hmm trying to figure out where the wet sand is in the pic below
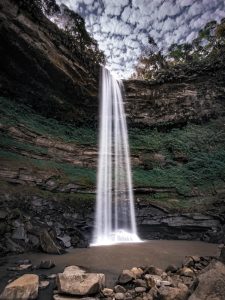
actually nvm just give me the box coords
[0,240,219,293]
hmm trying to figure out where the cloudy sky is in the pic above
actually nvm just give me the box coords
[56,0,225,78]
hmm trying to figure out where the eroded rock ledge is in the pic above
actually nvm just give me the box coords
[0,194,224,256]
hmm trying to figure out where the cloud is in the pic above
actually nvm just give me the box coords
[56,0,225,78]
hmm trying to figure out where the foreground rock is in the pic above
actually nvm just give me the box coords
[189,260,225,300]
[157,284,189,300]
[1,255,224,300]
[111,255,220,300]
[0,274,39,300]
[57,266,105,296]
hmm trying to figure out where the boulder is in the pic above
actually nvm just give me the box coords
[63,265,86,276]
[57,265,105,296]
[157,283,189,300]
[0,274,39,300]
[118,269,135,284]
[188,260,225,300]
[39,230,63,254]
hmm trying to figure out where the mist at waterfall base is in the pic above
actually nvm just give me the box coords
[92,67,141,246]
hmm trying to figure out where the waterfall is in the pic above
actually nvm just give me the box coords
[92,67,140,245]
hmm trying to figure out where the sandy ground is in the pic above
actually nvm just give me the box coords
[0,240,219,299]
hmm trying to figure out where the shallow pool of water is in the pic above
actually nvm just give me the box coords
[0,240,219,289]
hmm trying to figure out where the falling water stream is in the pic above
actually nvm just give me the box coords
[92,67,140,245]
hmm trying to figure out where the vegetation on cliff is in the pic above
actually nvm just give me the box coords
[133,18,225,80]
[0,1,225,213]
[15,0,106,65]
[1,96,225,211]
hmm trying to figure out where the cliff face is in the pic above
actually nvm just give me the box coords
[1,1,225,128]
[0,0,99,123]
[124,63,225,127]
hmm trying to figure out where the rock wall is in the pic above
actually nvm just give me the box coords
[1,193,224,256]
[1,1,225,128]
[124,65,225,127]
[0,0,99,124]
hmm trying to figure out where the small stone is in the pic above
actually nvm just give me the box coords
[160,281,172,287]
[165,265,178,273]
[7,264,32,271]
[53,295,97,300]
[0,210,8,219]
[47,274,57,279]
[145,274,162,288]
[102,288,114,297]
[125,292,133,300]
[28,234,40,247]
[118,270,135,284]
[219,246,225,263]
[114,285,126,293]
[183,256,194,268]
[57,235,71,248]
[193,263,202,270]
[39,260,55,269]
[179,267,194,277]
[0,274,39,300]
[161,272,168,280]
[148,286,158,298]
[147,266,164,276]
[134,279,147,288]
[39,280,49,289]
[135,287,146,293]
[191,256,201,263]
[16,259,31,265]
[12,226,27,241]
[180,276,193,287]
[115,292,125,299]
[131,267,144,278]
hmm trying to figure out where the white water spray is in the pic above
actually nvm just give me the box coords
[92,67,140,246]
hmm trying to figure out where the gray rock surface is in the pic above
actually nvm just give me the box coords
[188,260,225,300]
